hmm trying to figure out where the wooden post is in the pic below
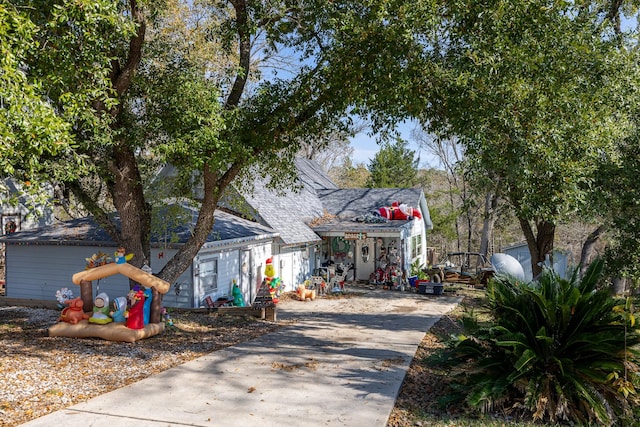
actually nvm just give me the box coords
[150,287,162,324]
[265,306,277,322]
[80,280,93,313]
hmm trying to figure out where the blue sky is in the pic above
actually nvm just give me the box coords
[349,120,439,168]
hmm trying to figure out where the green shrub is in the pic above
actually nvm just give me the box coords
[440,258,640,426]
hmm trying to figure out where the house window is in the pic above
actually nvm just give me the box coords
[411,235,422,259]
[200,258,218,294]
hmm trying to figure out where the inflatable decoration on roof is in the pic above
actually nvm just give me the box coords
[377,201,422,220]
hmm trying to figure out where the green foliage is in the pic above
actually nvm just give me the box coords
[329,158,370,188]
[366,138,418,188]
[4,0,434,283]
[416,0,640,274]
[2,0,138,182]
[410,258,428,280]
[0,3,73,177]
[440,259,640,426]
[600,129,640,285]
[424,203,460,244]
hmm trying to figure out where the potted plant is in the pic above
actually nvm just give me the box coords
[410,259,429,289]
[410,259,445,295]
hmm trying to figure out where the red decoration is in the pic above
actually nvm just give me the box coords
[126,290,145,330]
[377,201,422,220]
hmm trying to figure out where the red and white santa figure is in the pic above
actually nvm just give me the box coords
[378,201,422,220]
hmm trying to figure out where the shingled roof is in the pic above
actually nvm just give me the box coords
[310,188,433,234]
[295,158,339,191]
[317,188,425,218]
[0,209,278,248]
[238,158,432,243]
[5,159,431,249]
[238,159,326,247]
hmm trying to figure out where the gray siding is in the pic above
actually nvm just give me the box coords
[5,245,193,308]
[52,242,272,308]
[149,248,194,309]
[4,242,278,309]
[5,245,131,301]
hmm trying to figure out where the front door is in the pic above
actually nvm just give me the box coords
[355,238,375,281]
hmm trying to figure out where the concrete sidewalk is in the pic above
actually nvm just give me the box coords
[20,286,460,427]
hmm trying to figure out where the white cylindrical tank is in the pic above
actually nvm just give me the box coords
[491,253,526,281]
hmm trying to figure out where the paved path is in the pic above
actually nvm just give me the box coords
[20,286,460,427]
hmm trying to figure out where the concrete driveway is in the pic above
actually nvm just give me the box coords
[20,285,460,427]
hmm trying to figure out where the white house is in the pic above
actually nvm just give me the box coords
[225,159,433,288]
[1,159,434,307]
[0,210,278,309]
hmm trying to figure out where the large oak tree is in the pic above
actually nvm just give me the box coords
[3,0,432,318]
[414,1,640,276]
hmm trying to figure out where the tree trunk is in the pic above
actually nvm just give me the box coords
[613,277,627,295]
[466,210,473,252]
[579,225,607,277]
[110,143,151,269]
[447,179,461,252]
[479,192,499,256]
[520,217,555,278]
[157,163,242,284]
[606,0,624,35]
[99,0,150,269]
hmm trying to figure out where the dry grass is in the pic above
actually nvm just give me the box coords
[0,287,364,426]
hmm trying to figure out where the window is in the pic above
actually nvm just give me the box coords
[200,258,218,294]
[411,235,422,259]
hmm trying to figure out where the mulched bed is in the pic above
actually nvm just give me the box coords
[0,306,279,426]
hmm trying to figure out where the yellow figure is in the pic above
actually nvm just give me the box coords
[115,247,134,264]
[264,257,275,278]
[263,257,281,303]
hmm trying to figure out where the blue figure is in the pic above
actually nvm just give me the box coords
[143,287,153,325]
[110,296,128,323]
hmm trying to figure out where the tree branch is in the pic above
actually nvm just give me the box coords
[605,0,623,35]
[226,0,251,108]
[112,0,146,97]
[67,181,121,244]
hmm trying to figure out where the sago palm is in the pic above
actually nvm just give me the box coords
[442,258,640,425]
